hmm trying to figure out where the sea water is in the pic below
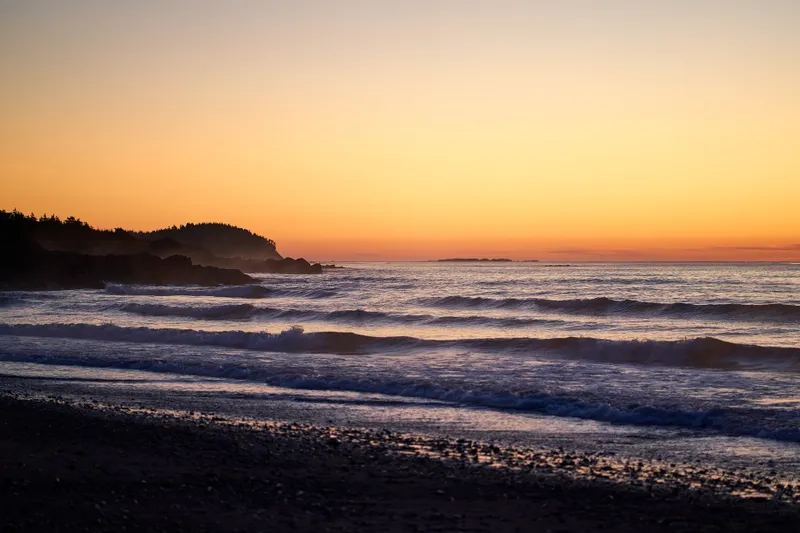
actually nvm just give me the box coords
[1,262,799,471]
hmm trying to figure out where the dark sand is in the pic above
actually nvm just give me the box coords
[1,394,798,532]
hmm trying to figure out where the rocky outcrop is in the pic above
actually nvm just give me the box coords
[258,258,323,274]
[179,255,325,274]
[1,210,329,277]
[0,236,254,290]
[141,232,325,274]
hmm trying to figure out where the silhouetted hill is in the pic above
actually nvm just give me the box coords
[137,223,282,261]
[0,229,253,289]
[0,210,325,282]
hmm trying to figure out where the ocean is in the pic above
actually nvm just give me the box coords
[1,262,799,473]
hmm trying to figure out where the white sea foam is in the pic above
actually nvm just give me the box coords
[1,337,798,442]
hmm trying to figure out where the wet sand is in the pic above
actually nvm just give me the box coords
[1,393,798,532]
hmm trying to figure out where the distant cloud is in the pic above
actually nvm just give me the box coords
[693,244,800,252]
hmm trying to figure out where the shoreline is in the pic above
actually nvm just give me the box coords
[1,392,798,532]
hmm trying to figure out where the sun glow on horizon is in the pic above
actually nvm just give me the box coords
[1,1,799,261]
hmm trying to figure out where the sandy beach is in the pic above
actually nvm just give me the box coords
[2,390,798,533]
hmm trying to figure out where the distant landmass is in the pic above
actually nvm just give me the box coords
[0,210,324,289]
[136,223,281,262]
[437,258,537,262]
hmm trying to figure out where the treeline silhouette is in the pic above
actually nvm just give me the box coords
[1,210,137,247]
[0,210,323,287]
[1,210,280,261]
[138,223,278,261]
[0,210,254,289]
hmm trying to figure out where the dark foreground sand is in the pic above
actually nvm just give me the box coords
[1,395,798,533]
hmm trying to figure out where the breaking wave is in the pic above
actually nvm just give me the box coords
[105,284,271,298]
[117,302,567,327]
[1,322,798,371]
[104,284,336,299]
[120,303,258,320]
[0,336,798,442]
[419,296,800,322]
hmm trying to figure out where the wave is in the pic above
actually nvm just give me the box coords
[1,338,798,442]
[1,322,798,371]
[419,296,800,322]
[283,289,338,299]
[478,277,685,287]
[117,303,387,322]
[120,303,258,319]
[0,291,59,302]
[564,277,686,285]
[105,284,271,298]
[0,323,415,354]
[424,315,567,328]
[104,284,336,299]
[116,302,567,327]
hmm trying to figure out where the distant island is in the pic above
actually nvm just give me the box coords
[436,258,538,262]
[0,210,326,290]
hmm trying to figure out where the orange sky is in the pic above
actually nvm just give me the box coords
[1,1,798,261]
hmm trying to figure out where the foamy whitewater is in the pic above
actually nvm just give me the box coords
[2,262,799,469]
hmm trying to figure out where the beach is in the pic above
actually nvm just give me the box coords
[2,388,799,532]
[2,262,799,531]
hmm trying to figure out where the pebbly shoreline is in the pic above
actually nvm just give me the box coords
[1,392,798,532]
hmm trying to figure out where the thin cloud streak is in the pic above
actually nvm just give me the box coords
[698,244,800,252]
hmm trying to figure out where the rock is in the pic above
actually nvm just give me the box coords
[256,258,323,274]
[182,254,325,275]
[0,238,254,289]
[282,258,322,274]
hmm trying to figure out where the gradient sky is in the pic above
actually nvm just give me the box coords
[1,1,798,261]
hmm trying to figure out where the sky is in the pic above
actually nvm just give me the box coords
[1,0,798,261]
